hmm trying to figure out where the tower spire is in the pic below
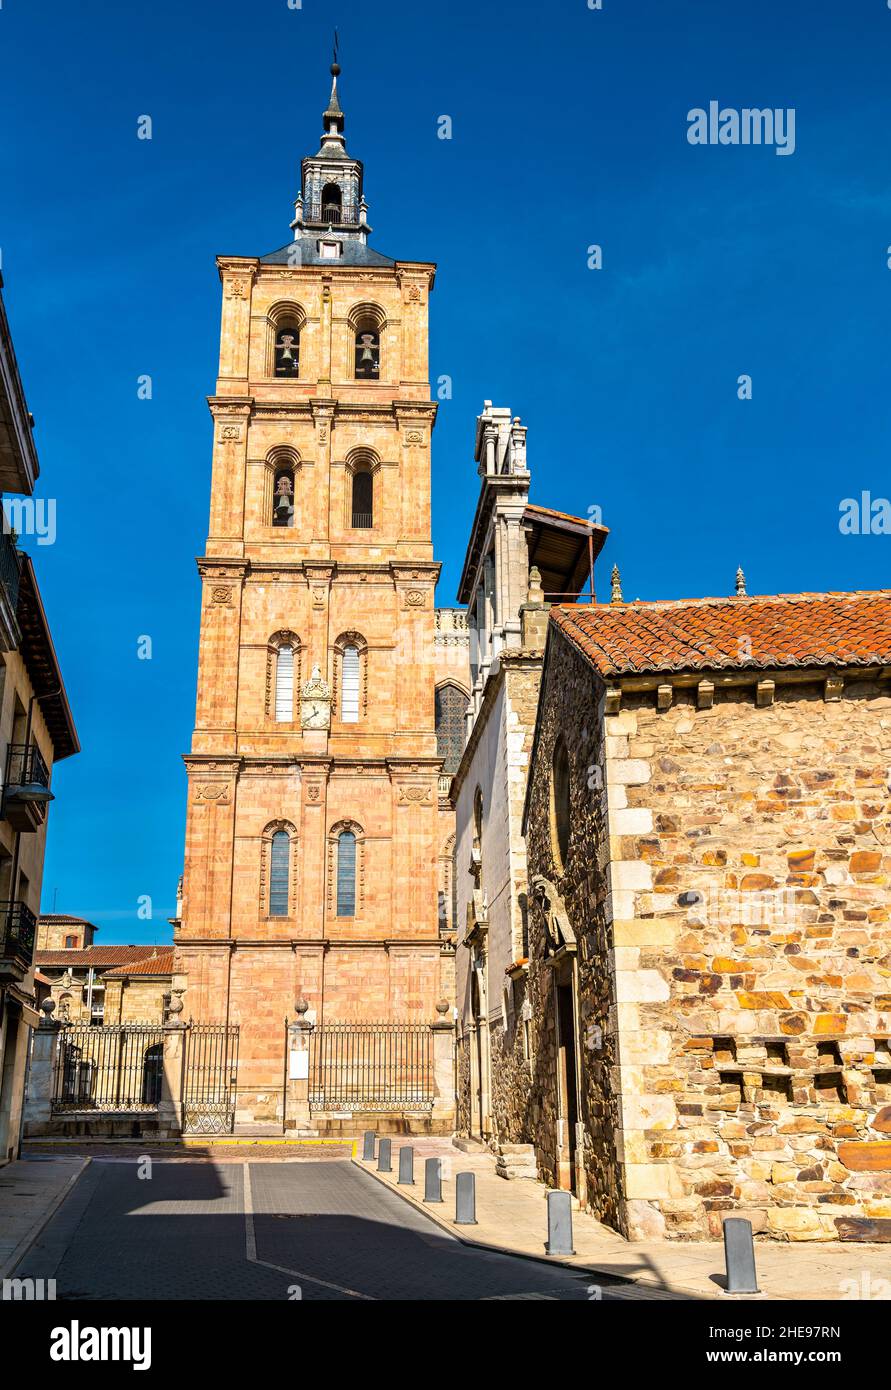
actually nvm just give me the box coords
[293,40,371,245]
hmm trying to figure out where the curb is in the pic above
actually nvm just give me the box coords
[0,1156,91,1281]
[351,1154,656,1292]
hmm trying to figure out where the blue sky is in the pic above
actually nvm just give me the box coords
[1,0,889,942]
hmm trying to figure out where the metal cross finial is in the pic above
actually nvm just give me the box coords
[610,564,623,604]
[332,28,340,72]
[735,566,747,597]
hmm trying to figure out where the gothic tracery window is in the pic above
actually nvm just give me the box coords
[435,683,468,776]
[551,735,571,871]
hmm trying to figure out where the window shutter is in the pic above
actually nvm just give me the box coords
[341,646,360,722]
[275,646,294,722]
[336,831,356,916]
[269,831,290,917]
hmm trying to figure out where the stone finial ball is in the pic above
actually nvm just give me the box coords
[41,998,56,1016]
[331,62,341,77]
[295,997,309,1016]
[435,998,450,1016]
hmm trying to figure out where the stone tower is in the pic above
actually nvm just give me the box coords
[175,62,445,1126]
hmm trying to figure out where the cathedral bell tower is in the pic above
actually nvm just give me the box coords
[174,59,448,1130]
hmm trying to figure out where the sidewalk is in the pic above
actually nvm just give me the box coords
[0,1155,89,1279]
[354,1138,891,1301]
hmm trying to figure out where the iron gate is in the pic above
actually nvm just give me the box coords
[308,1023,433,1111]
[183,1023,239,1134]
[52,1024,165,1113]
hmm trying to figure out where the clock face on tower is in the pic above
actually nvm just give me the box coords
[301,699,330,731]
[300,664,332,730]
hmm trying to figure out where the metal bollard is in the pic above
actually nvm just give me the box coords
[362,1130,375,1161]
[377,1137,392,1173]
[723,1217,760,1295]
[398,1146,414,1185]
[424,1156,443,1203]
[545,1189,575,1255]
[455,1171,477,1225]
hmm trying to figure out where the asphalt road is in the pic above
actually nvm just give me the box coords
[15,1158,659,1302]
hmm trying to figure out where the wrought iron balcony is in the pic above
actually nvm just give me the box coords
[3,742,52,830]
[0,900,37,981]
[351,512,373,529]
[302,201,360,226]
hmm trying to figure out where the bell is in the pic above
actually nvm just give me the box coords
[359,334,376,364]
[274,494,294,522]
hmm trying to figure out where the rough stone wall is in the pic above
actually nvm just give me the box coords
[525,621,891,1242]
[614,678,891,1243]
[523,634,625,1229]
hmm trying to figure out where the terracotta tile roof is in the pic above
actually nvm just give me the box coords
[35,945,173,970]
[101,949,174,979]
[552,590,891,677]
[38,914,98,928]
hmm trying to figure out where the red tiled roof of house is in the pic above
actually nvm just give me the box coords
[35,944,172,970]
[101,949,174,979]
[38,914,98,928]
[552,590,891,677]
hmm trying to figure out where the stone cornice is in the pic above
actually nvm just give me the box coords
[196,557,250,579]
[208,395,254,418]
[182,755,243,773]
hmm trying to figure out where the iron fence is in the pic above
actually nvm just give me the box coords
[309,1022,433,1111]
[183,1023,239,1134]
[52,1024,165,1112]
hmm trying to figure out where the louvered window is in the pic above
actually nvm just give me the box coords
[275,646,294,722]
[269,831,290,917]
[341,646,360,722]
[337,831,356,916]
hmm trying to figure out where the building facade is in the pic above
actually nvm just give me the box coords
[175,65,452,1128]
[451,402,606,1147]
[34,935,172,1026]
[0,282,79,1165]
[521,588,891,1242]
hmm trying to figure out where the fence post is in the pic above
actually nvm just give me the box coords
[430,999,456,1131]
[23,1000,61,1136]
[158,1008,187,1138]
[284,997,316,1135]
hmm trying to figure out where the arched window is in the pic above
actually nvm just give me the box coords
[351,468,373,528]
[321,182,342,223]
[354,325,380,379]
[341,645,360,722]
[272,467,294,527]
[275,645,295,722]
[269,830,290,916]
[274,321,301,378]
[551,736,571,870]
[336,830,357,917]
[435,683,469,775]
